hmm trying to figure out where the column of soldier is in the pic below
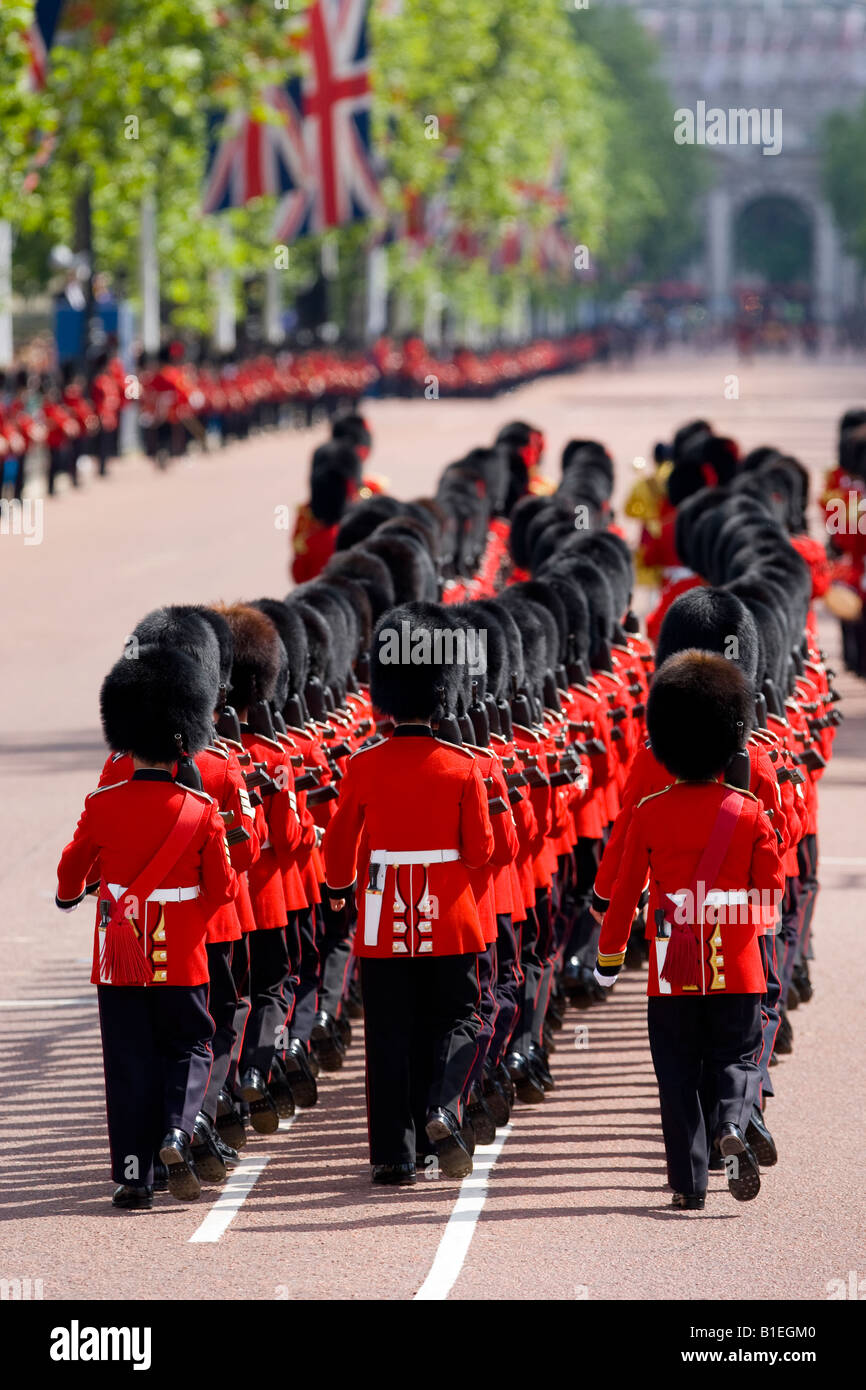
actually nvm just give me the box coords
[56,409,841,1212]
[2,335,597,502]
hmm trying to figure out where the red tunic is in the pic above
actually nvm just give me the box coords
[56,771,238,987]
[322,726,494,958]
[598,781,784,997]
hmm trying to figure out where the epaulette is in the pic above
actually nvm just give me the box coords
[110,752,126,763]
[86,780,127,799]
[205,744,229,760]
[252,733,285,754]
[434,738,475,760]
[348,739,384,761]
[720,783,758,802]
[635,782,676,809]
[181,785,214,804]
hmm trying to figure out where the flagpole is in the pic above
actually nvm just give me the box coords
[0,222,12,365]
[139,193,160,354]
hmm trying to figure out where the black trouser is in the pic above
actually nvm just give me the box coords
[202,940,239,1121]
[796,833,819,964]
[359,953,482,1166]
[239,926,290,1081]
[291,905,321,1045]
[489,913,522,1067]
[226,933,251,1096]
[756,934,781,1102]
[317,896,353,1018]
[463,941,498,1097]
[564,838,601,965]
[647,993,762,1197]
[511,901,542,1057]
[531,887,553,1046]
[97,983,214,1186]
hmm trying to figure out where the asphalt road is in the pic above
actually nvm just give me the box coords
[2,349,864,1300]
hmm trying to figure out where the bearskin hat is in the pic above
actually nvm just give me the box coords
[294,582,357,694]
[458,445,510,517]
[451,600,503,703]
[195,607,235,690]
[537,570,592,666]
[369,601,453,722]
[531,519,582,573]
[100,645,214,763]
[323,574,373,653]
[216,603,282,710]
[497,592,548,709]
[568,533,633,621]
[724,583,788,693]
[286,599,331,684]
[374,513,439,562]
[249,598,307,704]
[508,580,568,665]
[363,531,438,603]
[131,606,221,708]
[324,547,396,621]
[647,651,753,782]
[656,588,759,684]
[473,599,525,698]
[673,487,724,575]
[331,411,372,457]
[741,445,781,473]
[309,440,362,526]
[548,555,615,667]
[510,495,555,569]
[335,494,403,551]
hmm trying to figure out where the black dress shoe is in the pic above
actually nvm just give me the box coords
[745,1107,778,1167]
[268,1057,296,1119]
[239,1068,280,1134]
[708,1146,725,1172]
[112,1184,153,1210]
[467,1086,496,1145]
[158,1129,201,1203]
[216,1089,247,1150]
[311,1010,345,1072]
[786,980,801,1010]
[191,1113,228,1184]
[152,1160,168,1191]
[460,1115,476,1156]
[542,1022,557,1054]
[346,978,364,1020]
[718,1123,761,1202]
[528,1042,555,1091]
[496,1060,515,1110]
[372,1162,417,1186]
[283,1038,319,1108]
[505,1051,545,1104]
[482,1070,510,1128]
[213,1134,239,1168]
[671,1192,706,1211]
[425,1108,473,1180]
[792,960,813,1003]
[775,1010,794,1055]
[335,1013,352,1049]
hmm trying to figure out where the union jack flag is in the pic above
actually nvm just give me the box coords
[204,0,382,243]
[202,82,313,221]
[25,0,65,91]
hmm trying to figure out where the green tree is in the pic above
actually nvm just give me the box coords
[822,101,866,269]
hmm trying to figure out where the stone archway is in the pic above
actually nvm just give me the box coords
[733,194,813,290]
[706,178,844,323]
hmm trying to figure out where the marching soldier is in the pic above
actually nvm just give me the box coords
[322,602,495,1185]
[56,646,238,1209]
[593,652,784,1211]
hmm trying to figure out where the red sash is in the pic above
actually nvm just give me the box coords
[100,794,210,986]
[660,790,744,991]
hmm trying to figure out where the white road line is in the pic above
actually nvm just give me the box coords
[414,1124,513,1301]
[820,856,866,867]
[0,997,95,1008]
[188,1154,273,1244]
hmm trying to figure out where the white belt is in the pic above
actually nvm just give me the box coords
[107,883,200,904]
[369,849,459,866]
[260,839,272,851]
[667,889,749,911]
[363,850,458,948]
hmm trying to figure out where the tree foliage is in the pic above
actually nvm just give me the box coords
[3,0,707,338]
[822,100,866,270]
